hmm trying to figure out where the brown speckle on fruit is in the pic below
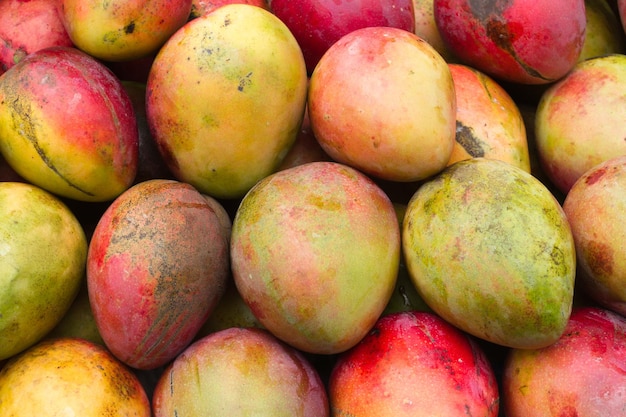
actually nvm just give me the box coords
[456,121,486,157]
[238,72,253,92]
[124,22,136,34]
[586,240,614,277]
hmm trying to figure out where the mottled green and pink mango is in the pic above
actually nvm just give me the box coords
[231,161,400,355]
[563,155,626,316]
[535,54,626,194]
[403,158,576,349]
[0,182,87,361]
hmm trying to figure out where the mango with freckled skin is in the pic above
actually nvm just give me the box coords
[535,54,626,194]
[0,182,87,361]
[60,0,192,62]
[402,158,576,349]
[0,337,150,416]
[146,4,308,199]
[87,179,230,370]
[0,46,138,202]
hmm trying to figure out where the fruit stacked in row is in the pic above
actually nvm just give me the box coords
[0,0,625,416]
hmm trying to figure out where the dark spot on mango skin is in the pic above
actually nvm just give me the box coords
[456,121,486,157]
[466,0,550,81]
[238,72,253,92]
[586,240,614,278]
[124,22,135,34]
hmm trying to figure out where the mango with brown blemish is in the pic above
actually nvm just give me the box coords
[563,155,626,316]
[146,4,308,199]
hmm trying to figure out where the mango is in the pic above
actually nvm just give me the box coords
[402,158,576,349]
[146,4,308,199]
[231,161,400,354]
[0,182,87,360]
[0,337,150,416]
[87,179,230,369]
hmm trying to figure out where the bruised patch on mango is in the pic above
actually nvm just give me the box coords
[455,121,486,157]
[586,240,614,278]
[466,0,549,81]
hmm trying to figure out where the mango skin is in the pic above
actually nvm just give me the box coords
[535,54,626,194]
[60,0,192,62]
[0,337,150,416]
[330,311,499,416]
[434,0,586,84]
[0,182,87,361]
[0,0,73,73]
[231,161,400,355]
[578,0,626,62]
[0,46,138,202]
[153,327,329,417]
[563,155,626,316]
[447,63,530,172]
[308,26,456,183]
[87,179,230,370]
[503,307,626,416]
[146,4,308,199]
[402,158,576,349]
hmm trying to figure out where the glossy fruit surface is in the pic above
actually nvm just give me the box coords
[0,0,73,73]
[503,307,626,416]
[0,46,138,202]
[60,0,192,61]
[270,0,415,74]
[563,155,626,316]
[447,63,530,171]
[146,4,308,199]
[330,311,499,416]
[535,54,626,194]
[309,26,456,183]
